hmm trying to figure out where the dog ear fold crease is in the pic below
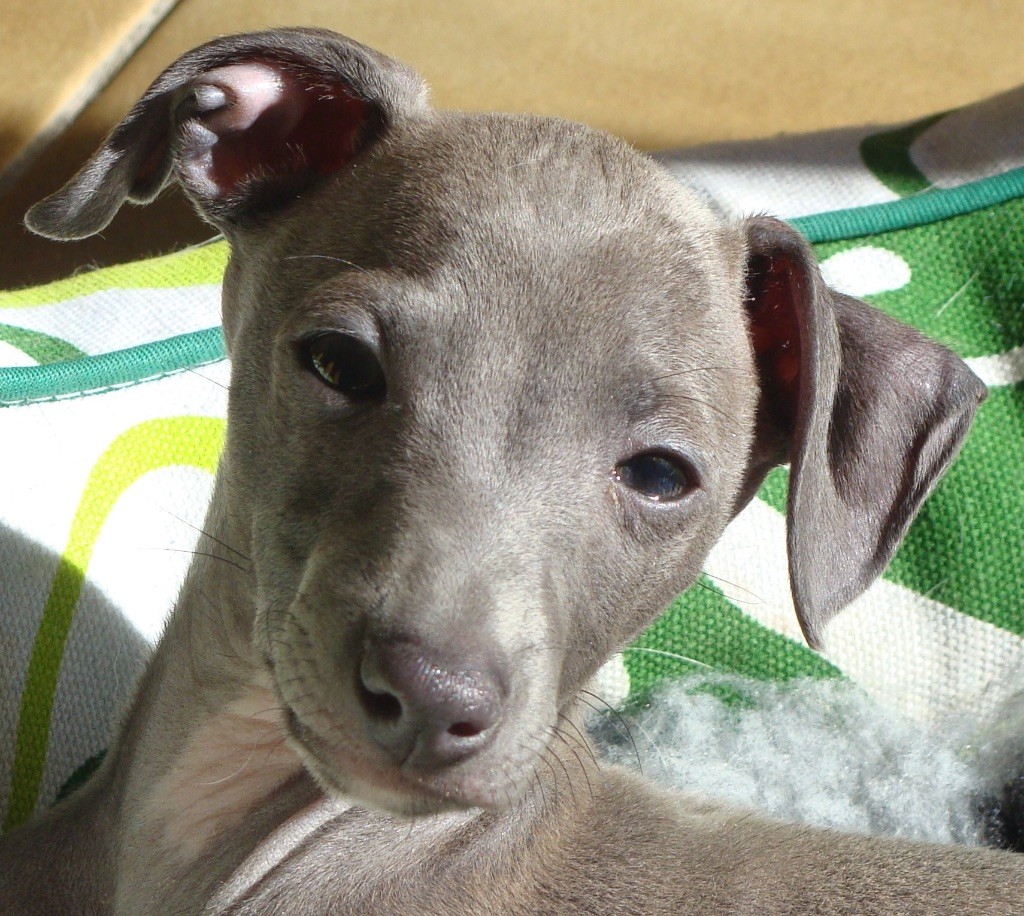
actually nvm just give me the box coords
[742,217,986,650]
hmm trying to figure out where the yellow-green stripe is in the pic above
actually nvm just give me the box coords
[4,416,226,828]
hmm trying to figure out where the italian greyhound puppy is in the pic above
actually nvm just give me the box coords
[2,27,1020,915]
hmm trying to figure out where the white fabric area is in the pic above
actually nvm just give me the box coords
[0,341,36,367]
[0,362,228,822]
[659,89,1024,222]
[656,125,899,220]
[0,285,221,356]
[708,499,1024,728]
[818,246,912,297]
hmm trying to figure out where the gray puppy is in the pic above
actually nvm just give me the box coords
[2,28,1020,915]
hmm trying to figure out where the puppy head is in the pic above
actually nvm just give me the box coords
[28,29,985,815]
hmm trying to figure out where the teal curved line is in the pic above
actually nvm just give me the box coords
[0,327,226,406]
[792,165,1024,245]
[0,323,84,365]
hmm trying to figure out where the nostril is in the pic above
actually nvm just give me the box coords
[448,720,483,739]
[359,638,505,767]
[358,679,402,723]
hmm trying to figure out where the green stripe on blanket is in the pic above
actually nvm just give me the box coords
[0,241,229,309]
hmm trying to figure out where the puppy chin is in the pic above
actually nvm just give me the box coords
[283,707,535,817]
[296,747,517,817]
[298,750,455,817]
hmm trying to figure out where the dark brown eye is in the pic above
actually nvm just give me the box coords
[302,332,385,399]
[614,451,696,502]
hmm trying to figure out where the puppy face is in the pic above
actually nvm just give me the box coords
[223,115,757,812]
[29,28,981,818]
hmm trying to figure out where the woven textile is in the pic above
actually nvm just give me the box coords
[2,91,1022,830]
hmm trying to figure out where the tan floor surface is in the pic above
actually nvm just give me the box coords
[3,0,1024,288]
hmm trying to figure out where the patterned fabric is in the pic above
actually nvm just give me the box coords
[618,94,1024,725]
[2,90,1023,831]
[1,246,229,829]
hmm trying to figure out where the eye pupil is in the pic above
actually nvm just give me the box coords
[304,333,385,398]
[615,453,693,502]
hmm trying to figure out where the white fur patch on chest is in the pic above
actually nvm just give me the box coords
[144,686,305,863]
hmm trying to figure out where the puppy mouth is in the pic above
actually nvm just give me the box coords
[279,699,539,815]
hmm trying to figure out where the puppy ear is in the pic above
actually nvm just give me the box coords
[25,28,428,240]
[741,216,986,649]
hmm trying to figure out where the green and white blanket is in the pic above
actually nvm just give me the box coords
[2,87,1023,831]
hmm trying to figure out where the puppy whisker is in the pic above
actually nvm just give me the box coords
[622,646,713,669]
[579,688,642,774]
[157,506,251,561]
[139,546,250,574]
[283,253,369,274]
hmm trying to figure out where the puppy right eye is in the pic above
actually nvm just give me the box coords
[300,332,386,399]
[614,451,697,503]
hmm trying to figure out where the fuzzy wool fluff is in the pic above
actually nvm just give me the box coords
[591,674,1024,846]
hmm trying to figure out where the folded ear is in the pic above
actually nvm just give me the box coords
[25,28,428,240]
[742,217,987,649]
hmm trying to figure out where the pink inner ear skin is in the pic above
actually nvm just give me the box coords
[201,63,299,133]
[189,61,375,200]
[747,253,803,435]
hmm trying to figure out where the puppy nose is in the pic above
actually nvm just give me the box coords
[357,639,504,769]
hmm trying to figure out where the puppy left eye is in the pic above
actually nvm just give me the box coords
[614,451,697,502]
[301,332,386,399]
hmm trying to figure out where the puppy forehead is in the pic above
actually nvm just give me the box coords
[299,111,745,349]
[377,112,732,265]
[274,111,751,422]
